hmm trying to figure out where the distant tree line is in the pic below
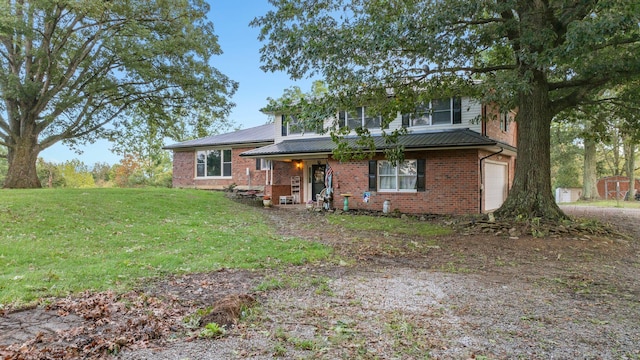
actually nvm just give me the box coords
[0,153,172,189]
[551,91,640,201]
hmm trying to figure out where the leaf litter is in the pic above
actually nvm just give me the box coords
[1,205,639,359]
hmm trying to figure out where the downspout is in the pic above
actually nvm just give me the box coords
[481,104,487,136]
[479,147,504,213]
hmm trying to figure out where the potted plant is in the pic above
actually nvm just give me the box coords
[262,195,272,207]
[306,199,314,209]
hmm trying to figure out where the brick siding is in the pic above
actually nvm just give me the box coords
[328,149,513,215]
[171,147,270,190]
[266,161,305,202]
[484,104,517,147]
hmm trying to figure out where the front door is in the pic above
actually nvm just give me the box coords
[311,164,326,201]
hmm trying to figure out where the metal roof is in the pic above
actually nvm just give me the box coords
[240,129,515,157]
[163,124,275,150]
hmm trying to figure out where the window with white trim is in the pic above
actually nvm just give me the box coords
[339,106,382,129]
[259,159,272,170]
[378,160,418,192]
[402,97,462,127]
[281,115,322,136]
[196,149,232,177]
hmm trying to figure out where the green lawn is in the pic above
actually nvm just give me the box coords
[327,213,452,237]
[561,199,640,209]
[0,188,331,307]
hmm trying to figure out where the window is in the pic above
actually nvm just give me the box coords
[378,160,418,191]
[402,97,462,127]
[258,158,272,170]
[281,115,322,136]
[403,104,430,126]
[196,149,232,177]
[500,112,510,131]
[339,106,382,130]
[369,159,426,192]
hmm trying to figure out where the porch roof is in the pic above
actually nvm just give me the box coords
[240,128,515,158]
[163,124,274,150]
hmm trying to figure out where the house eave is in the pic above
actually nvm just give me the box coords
[165,141,274,151]
[241,144,516,160]
[239,128,516,160]
[240,151,334,160]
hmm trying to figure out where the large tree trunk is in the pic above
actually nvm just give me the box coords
[495,76,566,220]
[581,137,600,200]
[624,140,636,201]
[3,139,42,189]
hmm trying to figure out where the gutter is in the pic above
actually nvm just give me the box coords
[479,147,504,213]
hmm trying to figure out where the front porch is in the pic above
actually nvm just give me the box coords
[260,158,332,206]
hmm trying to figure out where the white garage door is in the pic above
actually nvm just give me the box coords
[484,162,508,211]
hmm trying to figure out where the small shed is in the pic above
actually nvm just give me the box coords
[555,187,582,203]
[596,176,640,200]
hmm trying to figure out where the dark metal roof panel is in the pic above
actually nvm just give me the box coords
[164,124,275,150]
[241,129,512,157]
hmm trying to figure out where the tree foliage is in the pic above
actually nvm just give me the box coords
[550,122,582,189]
[59,159,95,188]
[0,0,237,188]
[36,158,65,188]
[91,162,112,186]
[252,0,640,220]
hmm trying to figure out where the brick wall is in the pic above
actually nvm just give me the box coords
[171,147,270,190]
[484,104,518,147]
[171,151,196,188]
[329,149,486,215]
[269,161,304,201]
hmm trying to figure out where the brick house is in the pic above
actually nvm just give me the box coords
[165,124,275,191]
[165,97,517,214]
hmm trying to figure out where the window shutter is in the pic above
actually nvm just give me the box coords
[368,160,377,191]
[256,159,261,170]
[416,159,426,191]
[281,115,288,136]
[453,97,462,124]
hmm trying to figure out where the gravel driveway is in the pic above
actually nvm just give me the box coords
[119,206,640,359]
[2,205,639,359]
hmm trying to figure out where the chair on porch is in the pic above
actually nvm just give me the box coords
[316,188,327,208]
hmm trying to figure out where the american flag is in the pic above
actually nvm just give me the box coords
[325,163,333,188]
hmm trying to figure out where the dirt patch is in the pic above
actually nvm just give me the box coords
[1,206,639,359]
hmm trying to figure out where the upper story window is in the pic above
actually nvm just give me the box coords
[500,112,510,132]
[281,115,321,136]
[196,149,232,178]
[338,106,382,130]
[402,97,462,127]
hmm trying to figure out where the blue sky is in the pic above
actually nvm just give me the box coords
[41,1,314,165]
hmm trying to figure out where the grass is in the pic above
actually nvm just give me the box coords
[0,188,331,307]
[326,214,451,237]
[563,199,640,209]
